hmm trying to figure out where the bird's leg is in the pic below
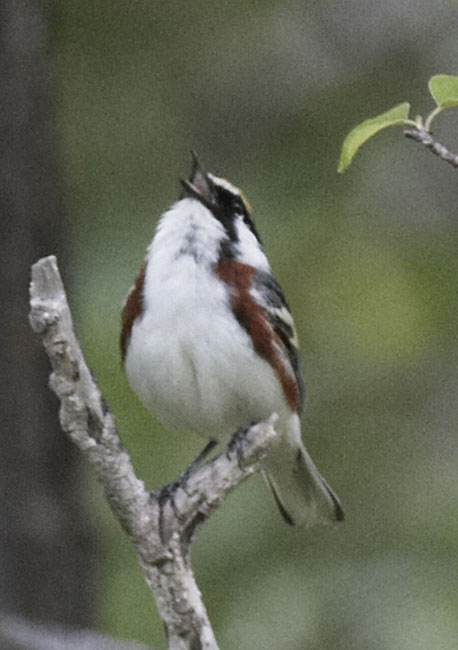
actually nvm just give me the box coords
[226,425,250,469]
[156,440,217,542]
[180,439,218,484]
[158,439,218,507]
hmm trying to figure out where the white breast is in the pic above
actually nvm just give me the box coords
[124,199,290,440]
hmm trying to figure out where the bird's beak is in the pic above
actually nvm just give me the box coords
[180,151,216,210]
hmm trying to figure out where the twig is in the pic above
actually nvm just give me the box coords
[404,127,458,168]
[28,255,278,650]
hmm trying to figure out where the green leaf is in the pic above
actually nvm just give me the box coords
[429,74,458,108]
[338,102,411,173]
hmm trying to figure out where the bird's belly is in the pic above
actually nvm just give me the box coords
[124,269,290,440]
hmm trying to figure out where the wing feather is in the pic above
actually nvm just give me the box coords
[251,271,305,412]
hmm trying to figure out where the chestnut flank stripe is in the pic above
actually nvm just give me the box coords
[120,262,146,361]
[216,259,299,412]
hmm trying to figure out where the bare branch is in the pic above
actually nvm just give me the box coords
[404,127,458,168]
[29,255,278,650]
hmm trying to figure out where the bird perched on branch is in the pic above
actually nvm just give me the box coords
[121,153,343,527]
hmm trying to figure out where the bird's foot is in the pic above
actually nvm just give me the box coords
[156,439,218,511]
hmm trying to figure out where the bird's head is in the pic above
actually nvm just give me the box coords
[180,152,261,246]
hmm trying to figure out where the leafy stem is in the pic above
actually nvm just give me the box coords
[338,74,458,173]
[424,105,443,132]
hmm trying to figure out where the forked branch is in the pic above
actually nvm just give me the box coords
[28,255,278,650]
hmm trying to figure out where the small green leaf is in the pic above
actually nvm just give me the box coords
[338,102,411,173]
[429,74,458,108]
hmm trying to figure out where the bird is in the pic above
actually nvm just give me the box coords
[120,153,344,527]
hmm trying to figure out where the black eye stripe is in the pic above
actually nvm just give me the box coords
[233,196,246,214]
[216,187,245,212]
[209,183,262,244]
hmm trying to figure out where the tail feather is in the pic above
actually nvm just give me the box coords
[262,415,344,527]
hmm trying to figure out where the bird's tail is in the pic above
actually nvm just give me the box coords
[262,415,344,527]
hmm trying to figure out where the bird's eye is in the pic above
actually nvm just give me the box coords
[233,197,246,215]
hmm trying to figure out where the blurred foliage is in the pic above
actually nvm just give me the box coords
[48,1,458,648]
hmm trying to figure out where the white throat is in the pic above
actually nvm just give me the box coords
[147,196,270,273]
[149,198,226,270]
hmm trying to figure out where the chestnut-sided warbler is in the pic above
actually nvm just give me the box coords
[121,154,343,527]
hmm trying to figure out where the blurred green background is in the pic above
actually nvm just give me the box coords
[48,1,458,648]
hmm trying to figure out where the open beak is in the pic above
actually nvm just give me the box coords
[180,151,216,210]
